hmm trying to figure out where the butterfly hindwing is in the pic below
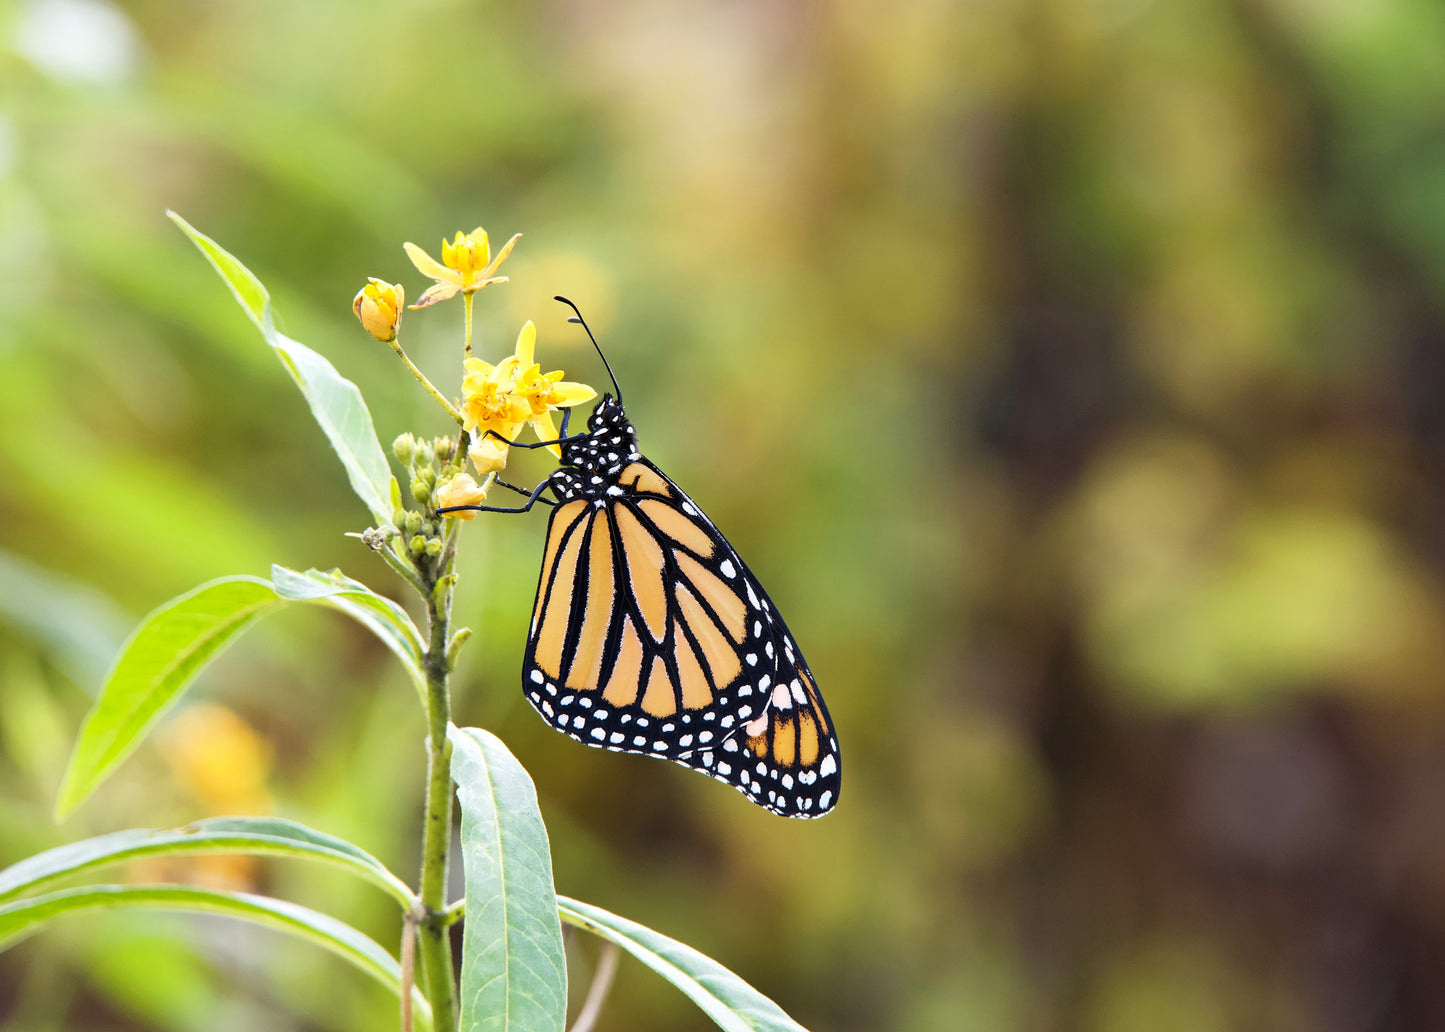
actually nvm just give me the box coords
[522,458,840,817]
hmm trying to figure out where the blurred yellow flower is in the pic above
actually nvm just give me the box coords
[159,702,273,815]
[352,278,405,342]
[404,227,521,309]
[436,472,489,518]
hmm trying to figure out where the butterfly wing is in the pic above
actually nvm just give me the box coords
[522,459,840,818]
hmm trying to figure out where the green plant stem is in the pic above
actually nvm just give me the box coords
[416,562,457,1031]
[390,338,464,425]
[463,292,474,356]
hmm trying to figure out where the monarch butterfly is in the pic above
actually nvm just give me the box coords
[440,298,839,818]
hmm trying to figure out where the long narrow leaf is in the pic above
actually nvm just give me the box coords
[0,884,430,1028]
[0,817,414,907]
[56,576,283,819]
[449,725,567,1032]
[168,211,394,524]
[271,565,425,702]
[559,896,808,1032]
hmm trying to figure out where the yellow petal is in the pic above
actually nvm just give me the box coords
[530,410,562,458]
[411,281,462,309]
[481,233,522,278]
[403,242,459,284]
[514,320,537,367]
[549,381,598,407]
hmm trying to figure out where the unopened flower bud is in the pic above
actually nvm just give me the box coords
[353,278,405,342]
[409,534,427,555]
[393,433,418,465]
[435,472,489,520]
[468,437,510,477]
[404,510,423,534]
[435,436,456,461]
[425,538,444,557]
[411,479,431,503]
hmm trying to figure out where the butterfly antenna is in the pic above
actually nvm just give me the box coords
[554,295,622,404]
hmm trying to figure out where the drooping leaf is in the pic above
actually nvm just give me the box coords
[56,576,283,819]
[271,564,426,704]
[0,884,431,1028]
[559,896,808,1032]
[58,568,430,818]
[168,211,394,525]
[449,725,567,1032]
[0,817,413,907]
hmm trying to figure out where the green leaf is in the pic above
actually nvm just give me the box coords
[167,210,394,525]
[271,564,426,704]
[0,817,414,908]
[56,576,283,820]
[0,884,431,1028]
[58,565,430,818]
[449,725,567,1032]
[559,896,808,1032]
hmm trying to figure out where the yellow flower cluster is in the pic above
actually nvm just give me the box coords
[461,320,595,462]
[352,224,597,517]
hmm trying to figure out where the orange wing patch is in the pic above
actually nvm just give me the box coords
[565,516,614,691]
[675,552,746,642]
[676,585,742,686]
[614,506,668,641]
[617,463,672,498]
[534,511,589,679]
[637,499,714,557]
[532,501,586,631]
[602,617,645,707]
[640,655,677,717]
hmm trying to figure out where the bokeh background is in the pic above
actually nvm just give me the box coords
[3,0,1445,1028]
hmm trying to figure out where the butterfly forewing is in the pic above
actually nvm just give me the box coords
[522,457,840,817]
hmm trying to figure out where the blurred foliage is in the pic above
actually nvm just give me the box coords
[3,0,1445,1029]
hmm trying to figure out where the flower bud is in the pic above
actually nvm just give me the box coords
[425,538,444,557]
[409,534,427,555]
[435,472,489,520]
[468,437,510,477]
[411,479,431,503]
[435,436,457,461]
[404,510,423,534]
[392,433,418,465]
[353,278,405,342]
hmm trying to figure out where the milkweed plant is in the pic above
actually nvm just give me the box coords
[0,214,812,1032]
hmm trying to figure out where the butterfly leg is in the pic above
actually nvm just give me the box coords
[480,427,585,451]
[495,478,557,506]
[437,472,559,516]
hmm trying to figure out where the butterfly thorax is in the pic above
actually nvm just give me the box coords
[552,394,640,501]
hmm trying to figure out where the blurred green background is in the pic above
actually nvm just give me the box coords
[3,0,1445,1028]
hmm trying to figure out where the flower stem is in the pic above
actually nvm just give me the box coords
[389,339,464,426]
[416,563,458,1031]
[463,292,475,357]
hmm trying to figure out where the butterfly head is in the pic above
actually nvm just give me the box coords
[561,393,639,476]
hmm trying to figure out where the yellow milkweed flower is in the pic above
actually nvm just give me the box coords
[460,354,530,444]
[404,227,521,309]
[489,320,596,456]
[435,472,489,519]
[352,278,405,341]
